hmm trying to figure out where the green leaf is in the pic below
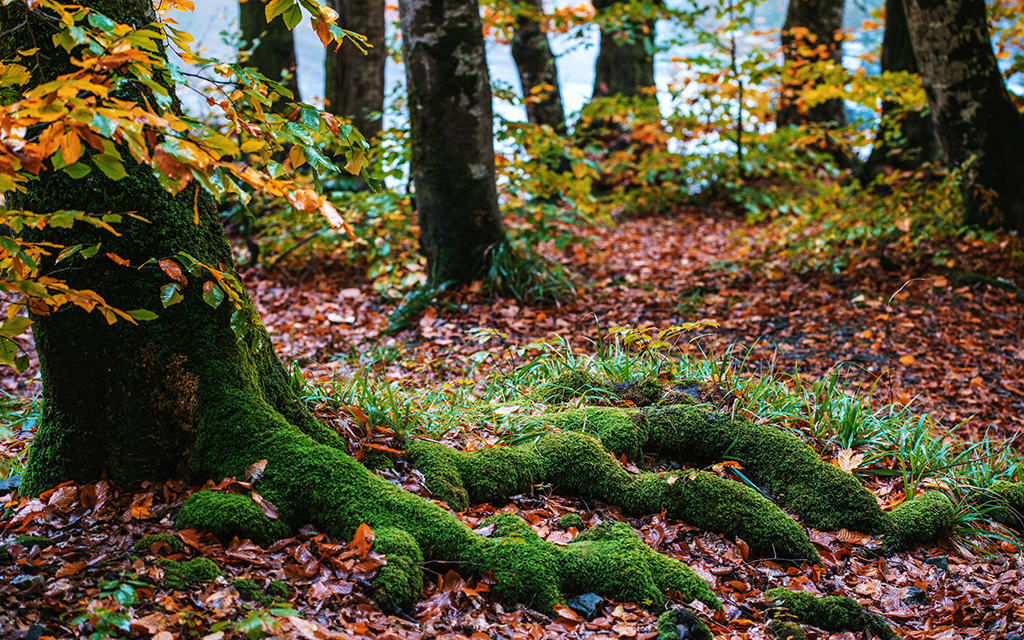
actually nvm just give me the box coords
[56,245,82,263]
[81,243,102,258]
[13,355,29,372]
[202,282,225,308]
[93,154,127,180]
[87,11,115,32]
[160,283,183,307]
[127,309,158,321]
[230,308,250,341]
[0,337,16,365]
[0,316,32,338]
[282,5,302,30]
[265,0,293,22]
[63,162,91,179]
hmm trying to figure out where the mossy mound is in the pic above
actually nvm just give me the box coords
[765,588,897,640]
[266,580,290,599]
[371,527,425,612]
[612,377,665,407]
[176,490,291,547]
[656,607,713,640]
[134,533,182,555]
[539,369,608,404]
[158,557,222,590]
[406,440,542,511]
[360,450,395,471]
[766,619,808,640]
[230,578,271,605]
[990,480,1024,529]
[558,513,585,530]
[885,491,956,550]
[545,407,651,460]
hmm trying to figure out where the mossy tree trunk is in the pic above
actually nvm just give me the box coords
[861,0,940,180]
[510,0,565,131]
[324,0,386,139]
[777,0,846,126]
[239,0,300,102]
[398,0,506,285]
[902,0,1024,231]
[590,0,656,101]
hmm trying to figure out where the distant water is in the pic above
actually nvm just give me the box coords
[171,0,880,126]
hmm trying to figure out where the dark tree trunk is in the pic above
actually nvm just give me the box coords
[778,0,846,126]
[903,0,1024,230]
[510,0,565,131]
[398,0,506,285]
[862,0,940,179]
[240,0,300,102]
[591,0,656,101]
[324,0,387,139]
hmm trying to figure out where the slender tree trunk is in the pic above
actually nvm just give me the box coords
[398,0,506,285]
[902,0,1024,230]
[591,0,656,101]
[510,0,565,131]
[862,0,940,179]
[778,0,846,126]
[324,0,386,139]
[239,0,300,102]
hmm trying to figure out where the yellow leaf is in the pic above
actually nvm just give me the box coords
[899,355,915,365]
[288,145,306,169]
[344,148,365,175]
[318,199,344,229]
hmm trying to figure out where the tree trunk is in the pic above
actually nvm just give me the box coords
[324,0,386,139]
[240,0,300,102]
[861,0,940,179]
[778,0,846,126]
[510,0,565,131]
[591,0,656,101]
[902,0,1024,230]
[398,0,506,285]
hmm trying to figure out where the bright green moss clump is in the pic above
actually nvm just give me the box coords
[230,578,271,605]
[407,440,541,511]
[134,533,182,555]
[158,557,222,590]
[266,580,290,599]
[558,513,584,530]
[176,490,291,547]
[539,369,608,404]
[371,527,425,612]
[990,480,1024,529]
[545,407,650,460]
[12,535,54,549]
[657,608,713,640]
[766,619,808,640]
[885,491,955,550]
[765,588,897,640]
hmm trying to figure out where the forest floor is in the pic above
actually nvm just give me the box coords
[2,207,1023,639]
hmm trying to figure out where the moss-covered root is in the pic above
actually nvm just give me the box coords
[766,619,808,640]
[157,557,222,590]
[410,430,817,561]
[989,480,1024,529]
[545,407,651,460]
[646,405,888,533]
[177,490,291,547]
[539,369,609,404]
[765,588,897,640]
[371,527,425,613]
[657,607,713,640]
[884,491,956,551]
[133,533,182,555]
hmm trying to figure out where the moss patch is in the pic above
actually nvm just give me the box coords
[266,580,290,599]
[885,491,955,550]
[558,513,584,530]
[230,578,271,605]
[656,607,713,640]
[539,369,608,404]
[766,619,808,640]
[158,557,222,590]
[990,480,1024,529]
[134,533,182,555]
[545,407,650,460]
[11,535,54,549]
[176,490,291,547]
[766,588,896,640]
[612,377,665,407]
[371,526,425,612]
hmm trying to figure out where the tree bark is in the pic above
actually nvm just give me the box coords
[324,0,386,139]
[902,0,1024,230]
[862,0,940,179]
[239,0,300,102]
[510,0,565,131]
[778,0,846,126]
[591,0,656,101]
[398,0,506,285]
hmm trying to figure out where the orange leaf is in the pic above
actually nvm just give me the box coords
[899,355,915,365]
[159,259,187,285]
[352,523,374,558]
[106,252,130,266]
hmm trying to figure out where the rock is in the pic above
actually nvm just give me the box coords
[924,556,949,571]
[0,475,21,495]
[904,586,927,606]
[24,624,47,640]
[567,593,605,621]
[9,574,45,590]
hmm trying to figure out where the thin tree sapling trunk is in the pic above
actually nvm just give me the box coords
[510,0,565,131]
[324,0,387,139]
[239,0,300,102]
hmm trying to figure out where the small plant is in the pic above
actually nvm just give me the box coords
[210,603,302,640]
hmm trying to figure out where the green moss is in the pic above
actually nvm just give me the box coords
[884,491,956,550]
[158,557,222,590]
[360,451,395,471]
[647,405,889,533]
[371,527,425,612]
[266,580,290,599]
[766,619,808,640]
[11,535,54,549]
[539,369,608,404]
[613,377,665,407]
[989,480,1024,529]
[558,513,584,530]
[765,589,897,640]
[176,490,291,547]
[230,578,271,605]
[657,608,713,640]
[545,407,650,460]
[134,533,182,555]
[408,439,541,511]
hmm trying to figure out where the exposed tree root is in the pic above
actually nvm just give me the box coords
[765,588,897,640]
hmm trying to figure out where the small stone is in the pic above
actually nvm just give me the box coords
[0,475,21,495]
[925,556,948,571]
[24,623,47,640]
[567,592,605,621]
[10,574,45,590]
[904,586,927,606]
